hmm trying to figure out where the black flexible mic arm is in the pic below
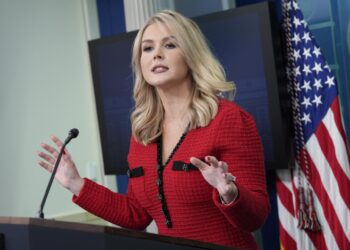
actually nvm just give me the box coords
[38,128,79,219]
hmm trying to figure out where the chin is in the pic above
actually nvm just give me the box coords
[147,79,172,87]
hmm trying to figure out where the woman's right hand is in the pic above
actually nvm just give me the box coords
[37,135,84,196]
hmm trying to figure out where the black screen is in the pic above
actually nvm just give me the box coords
[89,2,292,174]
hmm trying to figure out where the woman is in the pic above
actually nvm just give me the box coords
[38,10,270,250]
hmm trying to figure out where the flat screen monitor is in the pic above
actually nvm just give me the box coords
[89,2,293,174]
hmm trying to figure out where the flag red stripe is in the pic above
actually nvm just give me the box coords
[305,230,328,250]
[279,222,297,250]
[276,174,295,216]
[315,121,350,209]
[299,149,350,249]
[277,170,299,249]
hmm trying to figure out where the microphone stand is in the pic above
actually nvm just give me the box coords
[37,138,71,219]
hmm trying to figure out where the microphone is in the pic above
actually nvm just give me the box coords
[64,128,79,144]
[38,128,79,219]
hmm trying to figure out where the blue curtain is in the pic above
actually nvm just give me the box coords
[96,0,128,194]
[96,0,126,36]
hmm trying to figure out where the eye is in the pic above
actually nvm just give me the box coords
[142,46,153,52]
[164,43,176,49]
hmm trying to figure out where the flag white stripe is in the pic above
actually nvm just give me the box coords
[277,195,316,250]
[306,135,350,241]
[293,168,339,250]
[322,109,350,178]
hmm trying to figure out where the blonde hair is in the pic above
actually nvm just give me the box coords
[131,10,235,145]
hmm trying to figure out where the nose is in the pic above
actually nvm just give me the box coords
[153,46,163,60]
[154,54,162,59]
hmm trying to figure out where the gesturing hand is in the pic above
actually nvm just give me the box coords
[37,135,83,196]
[190,156,238,204]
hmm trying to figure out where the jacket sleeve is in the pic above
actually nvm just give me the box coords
[212,106,270,232]
[73,178,152,230]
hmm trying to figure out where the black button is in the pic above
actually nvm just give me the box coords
[156,164,162,171]
[156,178,162,186]
[126,169,131,177]
[158,193,163,200]
[182,164,188,171]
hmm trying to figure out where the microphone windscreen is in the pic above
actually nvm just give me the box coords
[69,128,79,138]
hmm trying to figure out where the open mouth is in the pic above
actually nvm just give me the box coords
[152,65,169,73]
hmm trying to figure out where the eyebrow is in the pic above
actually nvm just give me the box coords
[141,36,177,44]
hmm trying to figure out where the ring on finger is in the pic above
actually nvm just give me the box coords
[225,173,236,183]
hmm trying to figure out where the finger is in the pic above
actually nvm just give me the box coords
[51,135,63,148]
[38,160,53,173]
[51,135,72,158]
[218,161,228,172]
[190,157,208,170]
[205,156,219,168]
[41,143,59,158]
[37,151,56,165]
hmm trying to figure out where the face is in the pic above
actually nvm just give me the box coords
[140,22,191,90]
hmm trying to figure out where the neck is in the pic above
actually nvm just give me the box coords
[163,98,191,123]
[156,81,192,123]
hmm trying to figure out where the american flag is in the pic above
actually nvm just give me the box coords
[276,0,350,249]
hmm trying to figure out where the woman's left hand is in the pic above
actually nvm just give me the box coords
[190,156,238,204]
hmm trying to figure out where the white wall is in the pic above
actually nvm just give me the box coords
[0,0,110,218]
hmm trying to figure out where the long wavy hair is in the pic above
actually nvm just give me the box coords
[131,10,235,145]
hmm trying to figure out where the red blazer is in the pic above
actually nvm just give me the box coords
[73,99,270,250]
